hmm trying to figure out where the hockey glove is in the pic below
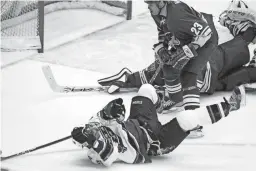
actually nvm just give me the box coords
[154,43,171,64]
[71,126,97,149]
[99,98,126,123]
[166,44,198,71]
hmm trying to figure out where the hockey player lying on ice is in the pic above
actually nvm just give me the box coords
[98,0,256,113]
[71,84,246,166]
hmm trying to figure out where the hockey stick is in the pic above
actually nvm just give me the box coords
[0,135,71,161]
[42,66,137,93]
[149,62,163,84]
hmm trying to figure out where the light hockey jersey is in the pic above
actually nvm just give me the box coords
[85,115,152,166]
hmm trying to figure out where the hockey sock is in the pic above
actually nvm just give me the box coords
[181,72,200,110]
[176,102,229,132]
[162,65,183,104]
[206,102,230,123]
[165,78,183,103]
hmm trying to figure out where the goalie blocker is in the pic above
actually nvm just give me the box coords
[71,84,246,166]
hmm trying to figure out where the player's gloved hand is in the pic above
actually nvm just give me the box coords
[71,126,98,149]
[99,98,126,123]
[166,44,198,71]
[153,43,171,63]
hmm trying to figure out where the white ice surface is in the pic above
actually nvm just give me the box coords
[1,0,256,170]
[1,61,256,171]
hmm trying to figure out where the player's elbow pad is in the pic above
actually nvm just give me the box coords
[192,27,212,48]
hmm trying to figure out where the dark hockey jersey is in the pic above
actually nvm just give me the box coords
[166,1,211,46]
[152,1,212,46]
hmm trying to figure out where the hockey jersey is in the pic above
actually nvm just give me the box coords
[152,1,212,47]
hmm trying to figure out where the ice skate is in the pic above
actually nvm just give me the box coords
[226,85,246,112]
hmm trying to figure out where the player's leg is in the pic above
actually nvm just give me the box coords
[101,61,165,94]
[125,60,164,88]
[160,64,183,111]
[216,66,256,91]
[218,37,250,78]
[199,37,250,94]
[181,42,217,109]
[128,84,162,135]
[158,85,246,150]
[181,13,219,110]
[216,49,256,91]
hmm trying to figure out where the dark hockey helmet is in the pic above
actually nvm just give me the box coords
[144,0,167,8]
[144,0,167,15]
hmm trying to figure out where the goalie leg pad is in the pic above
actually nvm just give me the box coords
[98,68,132,86]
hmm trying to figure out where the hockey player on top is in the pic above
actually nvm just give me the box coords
[99,0,256,112]
[102,0,218,112]
[71,84,246,166]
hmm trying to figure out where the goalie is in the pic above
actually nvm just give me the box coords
[71,84,246,166]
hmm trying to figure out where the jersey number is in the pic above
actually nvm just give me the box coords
[191,22,203,35]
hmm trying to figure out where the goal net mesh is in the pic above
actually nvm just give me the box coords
[1,1,41,51]
[1,0,131,52]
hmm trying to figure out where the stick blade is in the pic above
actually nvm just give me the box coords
[41,66,64,92]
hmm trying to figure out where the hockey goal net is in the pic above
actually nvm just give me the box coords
[1,0,132,53]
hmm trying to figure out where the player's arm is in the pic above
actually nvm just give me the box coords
[151,15,166,43]
[184,6,213,49]
[158,9,212,70]
[190,20,212,49]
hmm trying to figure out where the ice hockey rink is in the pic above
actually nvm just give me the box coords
[1,0,256,171]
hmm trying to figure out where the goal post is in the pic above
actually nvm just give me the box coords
[126,0,132,20]
[38,1,44,53]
